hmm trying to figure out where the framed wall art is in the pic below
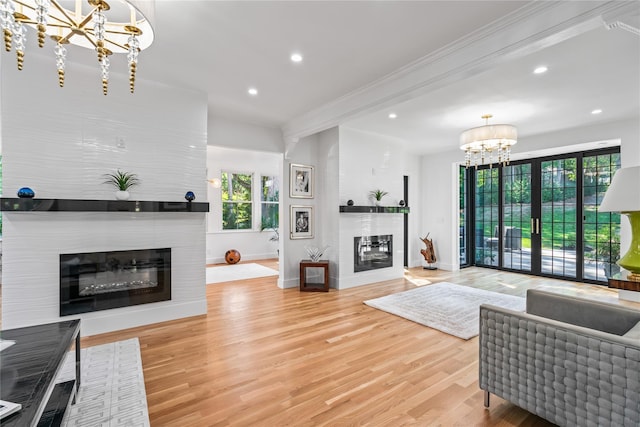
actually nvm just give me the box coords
[290,205,313,239]
[290,163,313,198]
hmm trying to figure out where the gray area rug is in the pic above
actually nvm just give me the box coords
[57,338,150,426]
[364,282,525,339]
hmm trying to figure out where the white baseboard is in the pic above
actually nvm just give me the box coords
[81,300,207,336]
[280,277,299,289]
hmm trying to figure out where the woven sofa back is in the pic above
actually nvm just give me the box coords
[526,289,640,336]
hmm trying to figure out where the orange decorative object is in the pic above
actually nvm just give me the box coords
[420,234,437,264]
[225,249,241,265]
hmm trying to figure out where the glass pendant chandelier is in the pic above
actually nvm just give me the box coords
[0,0,154,95]
[459,114,517,168]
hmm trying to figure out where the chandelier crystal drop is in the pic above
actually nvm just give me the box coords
[92,2,106,61]
[459,114,517,169]
[12,16,25,69]
[34,0,49,47]
[54,40,65,86]
[100,55,109,95]
[1,0,16,51]
[126,32,138,93]
[1,0,154,95]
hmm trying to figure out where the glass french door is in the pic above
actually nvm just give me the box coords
[470,148,620,283]
[539,158,578,278]
[502,163,533,272]
[582,152,621,281]
[474,168,499,267]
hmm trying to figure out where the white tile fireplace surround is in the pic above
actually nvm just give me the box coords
[1,49,209,336]
[1,211,207,336]
[337,213,404,289]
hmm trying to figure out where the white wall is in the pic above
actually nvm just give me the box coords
[278,126,420,290]
[520,118,640,167]
[1,51,208,336]
[205,117,422,291]
[205,146,283,264]
[419,149,462,272]
[208,115,284,153]
[336,127,420,288]
[279,133,321,288]
[317,127,340,284]
[422,117,640,272]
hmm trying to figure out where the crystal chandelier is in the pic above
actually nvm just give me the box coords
[0,0,154,95]
[459,114,517,168]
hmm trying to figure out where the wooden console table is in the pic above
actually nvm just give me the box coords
[0,320,80,426]
[299,260,330,292]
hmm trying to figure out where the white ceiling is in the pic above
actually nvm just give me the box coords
[345,24,640,154]
[9,1,638,156]
[140,1,639,155]
[140,1,529,127]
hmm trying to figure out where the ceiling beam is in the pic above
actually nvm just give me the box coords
[282,1,633,145]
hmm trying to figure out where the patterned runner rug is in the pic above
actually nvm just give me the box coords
[364,282,525,339]
[57,338,149,426]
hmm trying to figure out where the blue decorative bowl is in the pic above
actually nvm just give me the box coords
[184,191,196,202]
[17,187,35,198]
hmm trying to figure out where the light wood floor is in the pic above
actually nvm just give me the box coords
[81,262,640,426]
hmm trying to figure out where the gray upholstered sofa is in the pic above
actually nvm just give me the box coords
[479,289,640,426]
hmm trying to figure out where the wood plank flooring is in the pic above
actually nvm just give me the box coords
[79,262,640,426]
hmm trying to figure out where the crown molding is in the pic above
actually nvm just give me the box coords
[282,1,633,145]
[602,1,640,36]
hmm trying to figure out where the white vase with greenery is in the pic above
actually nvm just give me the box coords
[369,189,388,206]
[103,170,140,201]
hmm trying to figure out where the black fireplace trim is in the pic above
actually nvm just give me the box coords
[60,247,172,316]
[354,235,393,273]
[1,198,209,213]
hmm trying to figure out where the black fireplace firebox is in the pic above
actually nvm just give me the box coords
[354,235,393,272]
[60,248,171,316]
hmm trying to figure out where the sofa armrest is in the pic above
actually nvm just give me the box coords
[479,304,640,426]
[526,289,640,335]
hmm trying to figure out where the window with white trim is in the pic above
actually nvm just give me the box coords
[261,175,279,230]
[221,171,253,230]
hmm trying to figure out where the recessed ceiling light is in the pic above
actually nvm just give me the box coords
[533,66,548,74]
[591,109,603,115]
[248,87,258,96]
[290,53,303,63]
[388,113,397,119]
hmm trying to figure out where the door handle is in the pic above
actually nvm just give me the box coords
[531,218,540,235]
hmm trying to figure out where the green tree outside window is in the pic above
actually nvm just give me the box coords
[222,172,253,230]
[261,175,279,230]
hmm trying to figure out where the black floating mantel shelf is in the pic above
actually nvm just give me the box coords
[0,198,209,213]
[339,205,410,214]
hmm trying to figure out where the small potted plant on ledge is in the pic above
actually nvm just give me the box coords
[104,169,140,200]
[260,219,280,256]
[369,189,388,206]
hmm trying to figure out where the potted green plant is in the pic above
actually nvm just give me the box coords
[103,169,140,200]
[260,219,280,256]
[369,189,389,206]
[596,234,621,278]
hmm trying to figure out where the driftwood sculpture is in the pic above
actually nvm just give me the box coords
[420,233,437,267]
